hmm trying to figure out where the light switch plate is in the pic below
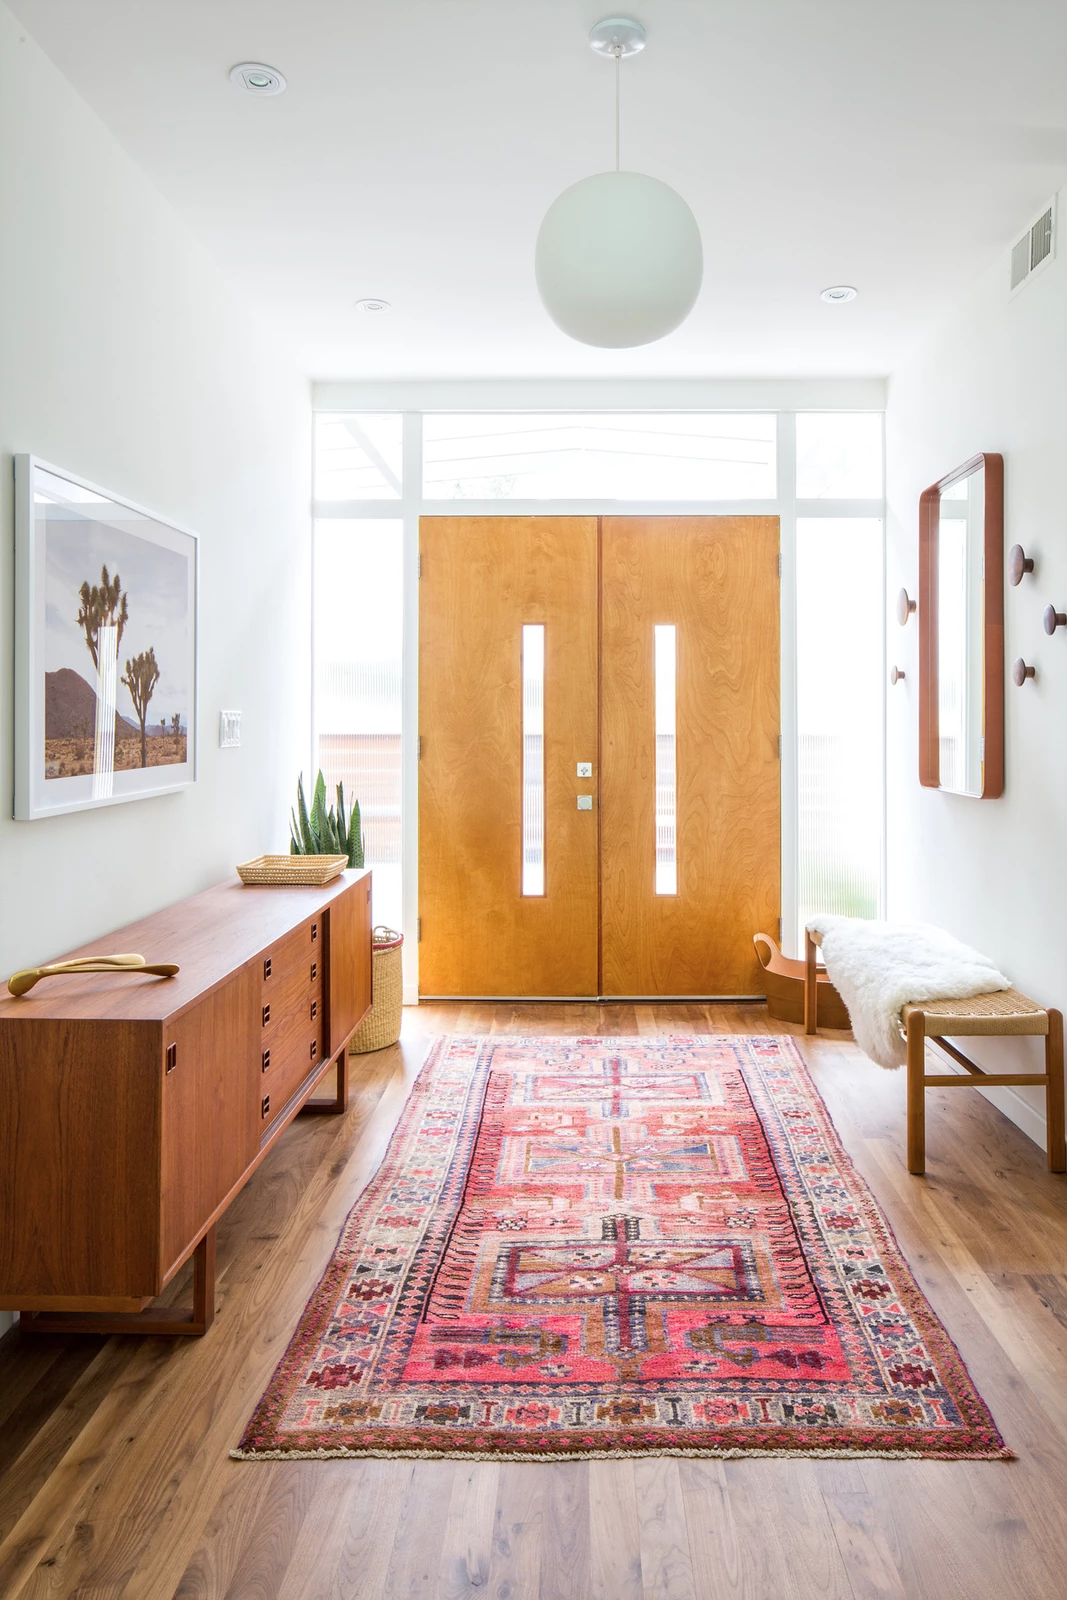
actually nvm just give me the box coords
[576,762,593,778]
[219,710,241,748]
[577,794,593,810]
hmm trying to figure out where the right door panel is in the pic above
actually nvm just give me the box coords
[600,516,781,996]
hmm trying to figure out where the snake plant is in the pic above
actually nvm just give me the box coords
[290,770,364,868]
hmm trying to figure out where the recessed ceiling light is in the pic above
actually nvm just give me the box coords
[229,62,286,96]
[820,285,857,303]
[355,298,392,314]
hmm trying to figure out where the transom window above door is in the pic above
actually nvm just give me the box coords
[422,414,777,501]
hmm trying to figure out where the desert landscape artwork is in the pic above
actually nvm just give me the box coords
[16,459,197,820]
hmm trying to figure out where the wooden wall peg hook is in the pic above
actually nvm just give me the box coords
[895,588,917,626]
[890,665,906,685]
[1012,658,1036,687]
[1008,545,1034,585]
[1043,604,1067,635]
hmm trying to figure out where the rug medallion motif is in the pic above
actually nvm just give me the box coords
[234,1035,1010,1460]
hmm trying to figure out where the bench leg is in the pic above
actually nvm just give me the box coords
[1046,1009,1066,1173]
[906,1011,926,1175]
[804,930,818,1035]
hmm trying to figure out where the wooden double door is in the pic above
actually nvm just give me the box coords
[419,516,780,997]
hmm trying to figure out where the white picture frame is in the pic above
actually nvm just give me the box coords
[14,456,198,820]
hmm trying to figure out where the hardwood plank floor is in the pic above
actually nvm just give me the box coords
[0,1003,1063,1599]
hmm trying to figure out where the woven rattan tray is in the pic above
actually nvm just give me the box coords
[237,854,348,887]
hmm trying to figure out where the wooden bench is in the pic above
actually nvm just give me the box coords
[804,928,1066,1176]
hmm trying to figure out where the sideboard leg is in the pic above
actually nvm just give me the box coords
[301,1050,350,1115]
[334,1049,349,1112]
[192,1226,216,1331]
[18,1226,217,1337]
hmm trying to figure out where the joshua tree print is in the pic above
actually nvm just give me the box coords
[77,566,128,671]
[77,565,129,787]
[122,648,161,768]
[170,712,181,737]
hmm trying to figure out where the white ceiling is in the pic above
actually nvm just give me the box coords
[9,0,1066,380]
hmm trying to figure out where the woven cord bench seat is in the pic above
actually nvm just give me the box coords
[906,988,1048,1036]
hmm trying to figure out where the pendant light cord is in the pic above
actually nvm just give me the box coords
[614,45,621,171]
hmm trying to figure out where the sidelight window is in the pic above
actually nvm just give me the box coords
[796,519,883,943]
[313,518,403,929]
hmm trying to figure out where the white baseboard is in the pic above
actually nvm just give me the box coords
[978,1083,1048,1151]
[402,984,419,1006]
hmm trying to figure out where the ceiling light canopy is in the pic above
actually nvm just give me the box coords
[820,285,857,303]
[229,62,286,96]
[535,19,703,349]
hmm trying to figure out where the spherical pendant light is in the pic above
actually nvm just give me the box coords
[536,170,702,348]
[535,18,703,349]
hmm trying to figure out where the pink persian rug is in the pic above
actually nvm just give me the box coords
[234,1035,1010,1461]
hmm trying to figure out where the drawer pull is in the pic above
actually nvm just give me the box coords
[261,1094,270,1119]
[262,1049,270,1073]
[262,1004,270,1027]
[166,1042,177,1074]
[310,1039,318,1060]
[310,961,318,981]
[311,999,318,1021]
[263,957,272,980]
[311,922,318,943]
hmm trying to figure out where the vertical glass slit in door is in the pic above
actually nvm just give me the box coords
[654,625,677,895]
[522,625,545,895]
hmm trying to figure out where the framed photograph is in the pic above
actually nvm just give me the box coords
[14,456,198,820]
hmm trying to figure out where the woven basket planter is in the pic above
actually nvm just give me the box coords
[349,927,404,1054]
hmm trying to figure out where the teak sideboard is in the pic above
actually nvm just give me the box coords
[0,870,372,1336]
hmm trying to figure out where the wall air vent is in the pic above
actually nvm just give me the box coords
[1031,207,1053,270]
[1010,197,1056,296]
[1010,233,1030,291]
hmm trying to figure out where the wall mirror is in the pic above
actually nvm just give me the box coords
[918,453,1003,797]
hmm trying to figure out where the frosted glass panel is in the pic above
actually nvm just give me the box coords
[654,625,677,896]
[522,625,545,896]
[315,414,403,501]
[424,414,776,500]
[796,520,883,947]
[796,414,883,499]
[314,519,403,929]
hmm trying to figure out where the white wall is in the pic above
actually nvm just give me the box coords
[886,200,1066,1149]
[0,8,311,1330]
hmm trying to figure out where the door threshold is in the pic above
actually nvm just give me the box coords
[419,995,769,1004]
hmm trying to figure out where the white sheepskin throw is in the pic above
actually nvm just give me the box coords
[806,915,1011,1071]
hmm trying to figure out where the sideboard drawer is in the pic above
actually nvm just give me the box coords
[260,955,318,1038]
[259,1029,325,1139]
[260,968,322,1062]
[261,918,321,997]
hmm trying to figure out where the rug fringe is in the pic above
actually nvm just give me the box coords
[231,1444,1016,1464]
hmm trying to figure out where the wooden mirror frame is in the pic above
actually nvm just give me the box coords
[918,452,1004,797]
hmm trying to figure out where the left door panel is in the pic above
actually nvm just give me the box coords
[419,516,599,996]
